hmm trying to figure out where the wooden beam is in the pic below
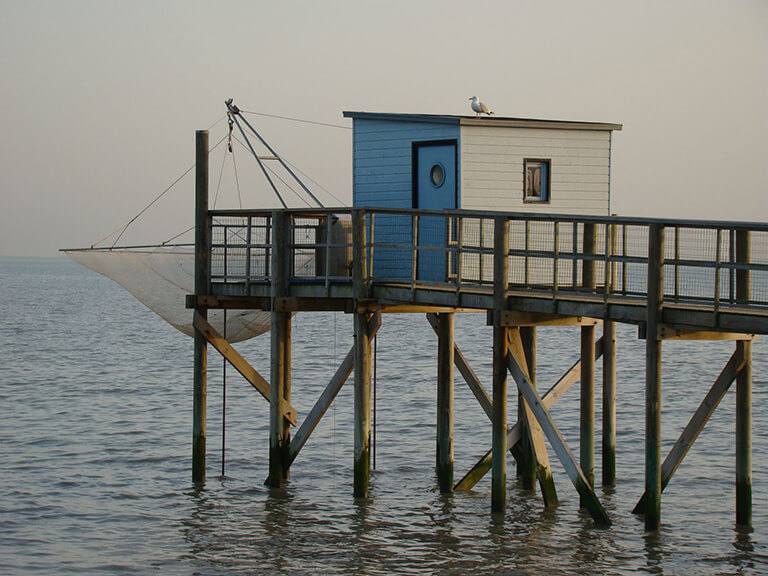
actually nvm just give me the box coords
[658,326,758,341]
[454,337,603,491]
[499,311,601,327]
[580,324,596,506]
[287,312,381,466]
[507,343,611,527]
[491,216,509,514]
[507,330,558,507]
[193,312,297,426]
[426,313,493,420]
[602,320,617,486]
[633,350,744,514]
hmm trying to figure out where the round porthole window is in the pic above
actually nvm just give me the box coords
[430,163,445,188]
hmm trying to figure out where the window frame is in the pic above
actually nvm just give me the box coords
[523,159,551,204]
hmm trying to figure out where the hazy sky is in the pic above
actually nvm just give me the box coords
[1,0,766,256]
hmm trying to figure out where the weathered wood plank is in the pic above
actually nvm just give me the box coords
[633,350,744,514]
[287,312,381,466]
[193,311,297,426]
[507,347,611,527]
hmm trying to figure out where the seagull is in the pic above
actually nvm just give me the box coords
[469,96,493,117]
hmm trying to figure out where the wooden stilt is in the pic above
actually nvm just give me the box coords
[517,326,537,490]
[267,211,291,488]
[352,209,372,498]
[645,223,664,530]
[491,216,509,514]
[602,320,617,486]
[436,313,455,492]
[736,229,752,526]
[580,222,596,506]
[580,325,595,505]
[192,129,209,485]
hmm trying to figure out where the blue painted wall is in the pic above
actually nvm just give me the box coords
[351,118,460,281]
[352,119,460,208]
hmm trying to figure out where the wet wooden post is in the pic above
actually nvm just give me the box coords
[735,230,752,526]
[492,215,510,514]
[267,210,291,488]
[645,223,664,530]
[192,129,209,484]
[580,222,596,505]
[436,312,455,492]
[518,326,537,490]
[603,223,617,486]
[352,209,372,498]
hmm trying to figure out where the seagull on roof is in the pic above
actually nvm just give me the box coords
[469,96,493,117]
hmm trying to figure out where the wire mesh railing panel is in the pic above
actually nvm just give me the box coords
[207,208,768,315]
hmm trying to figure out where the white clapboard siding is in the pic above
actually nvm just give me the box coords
[460,126,612,216]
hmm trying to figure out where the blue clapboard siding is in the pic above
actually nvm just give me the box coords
[351,118,459,280]
[352,119,459,208]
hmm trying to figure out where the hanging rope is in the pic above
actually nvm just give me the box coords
[221,310,227,477]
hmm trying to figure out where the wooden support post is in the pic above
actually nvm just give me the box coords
[645,222,664,530]
[580,222,596,505]
[602,319,617,486]
[436,313,455,493]
[192,129,209,485]
[492,215,509,514]
[736,229,752,526]
[352,209,373,498]
[517,326,537,490]
[267,210,291,488]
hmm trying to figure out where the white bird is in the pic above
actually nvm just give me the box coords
[469,96,493,117]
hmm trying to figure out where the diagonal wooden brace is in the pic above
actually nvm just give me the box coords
[426,313,492,420]
[507,342,611,527]
[193,311,297,426]
[507,329,558,507]
[632,350,745,514]
[287,311,381,467]
[454,337,603,491]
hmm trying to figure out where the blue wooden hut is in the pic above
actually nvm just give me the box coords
[342,111,622,282]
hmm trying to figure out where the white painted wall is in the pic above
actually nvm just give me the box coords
[460,126,612,215]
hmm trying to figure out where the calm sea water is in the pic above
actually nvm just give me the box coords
[1,257,767,575]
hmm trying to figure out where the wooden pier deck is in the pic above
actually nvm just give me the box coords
[188,132,767,531]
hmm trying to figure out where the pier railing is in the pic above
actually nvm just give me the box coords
[208,207,768,314]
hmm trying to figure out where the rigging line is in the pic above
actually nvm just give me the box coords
[228,113,287,209]
[262,160,314,208]
[240,109,351,131]
[282,157,347,206]
[229,104,324,208]
[161,225,195,246]
[107,132,229,248]
[231,143,243,209]
[212,141,229,210]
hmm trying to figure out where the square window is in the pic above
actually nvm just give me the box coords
[524,159,550,203]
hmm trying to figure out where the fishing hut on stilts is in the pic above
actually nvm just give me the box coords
[72,102,767,533]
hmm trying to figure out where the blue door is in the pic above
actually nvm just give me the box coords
[415,142,457,282]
